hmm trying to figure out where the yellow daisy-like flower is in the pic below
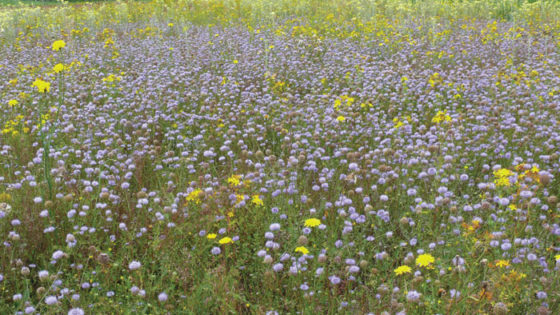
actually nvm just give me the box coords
[555,254,560,261]
[394,265,412,275]
[493,168,515,187]
[494,168,514,178]
[495,260,510,268]
[227,174,241,187]
[494,176,510,187]
[336,115,346,122]
[251,195,263,206]
[185,189,203,204]
[8,99,18,107]
[102,74,122,83]
[52,40,66,51]
[416,253,435,267]
[431,110,451,123]
[53,63,65,73]
[218,237,233,245]
[206,233,217,240]
[295,246,309,255]
[304,218,321,228]
[32,79,50,93]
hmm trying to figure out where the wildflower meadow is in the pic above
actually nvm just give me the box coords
[0,0,560,314]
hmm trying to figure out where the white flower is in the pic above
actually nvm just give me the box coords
[128,260,141,270]
[0,203,12,213]
[406,290,421,302]
[269,223,281,231]
[38,270,49,281]
[45,295,58,305]
[52,250,65,260]
[68,308,85,315]
[131,286,140,295]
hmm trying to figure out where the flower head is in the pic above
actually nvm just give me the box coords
[304,218,321,228]
[394,265,412,275]
[494,168,514,178]
[185,189,203,204]
[406,290,421,302]
[251,194,263,206]
[294,246,309,255]
[128,261,141,270]
[32,79,50,93]
[227,174,241,186]
[53,63,65,73]
[158,292,168,302]
[495,259,510,268]
[68,308,85,315]
[52,40,66,51]
[416,253,435,267]
[432,110,451,123]
[219,237,233,245]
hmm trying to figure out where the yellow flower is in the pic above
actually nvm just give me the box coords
[495,260,510,268]
[8,99,18,107]
[304,218,321,228]
[336,115,346,122]
[494,168,514,178]
[416,254,435,267]
[53,63,65,73]
[333,98,342,110]
[219,237,233,245]
[0,192,11,202]
[207,233,217,240]
[235,194,245,205]
[227,175,241,187]
[102,74,121,83]
[394,265,412,275]
[251,195,263,206]
[185,189,203,204]
[295,246,309,255]
[432,110,451,123]
[554,254,560,262]
[494,177,510,187]
[52,40,66,51]
[393,118,404,129]
[493,168,515,187]
[32,79,50,93]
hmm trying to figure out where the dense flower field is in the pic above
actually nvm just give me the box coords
[1,0,560,314]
